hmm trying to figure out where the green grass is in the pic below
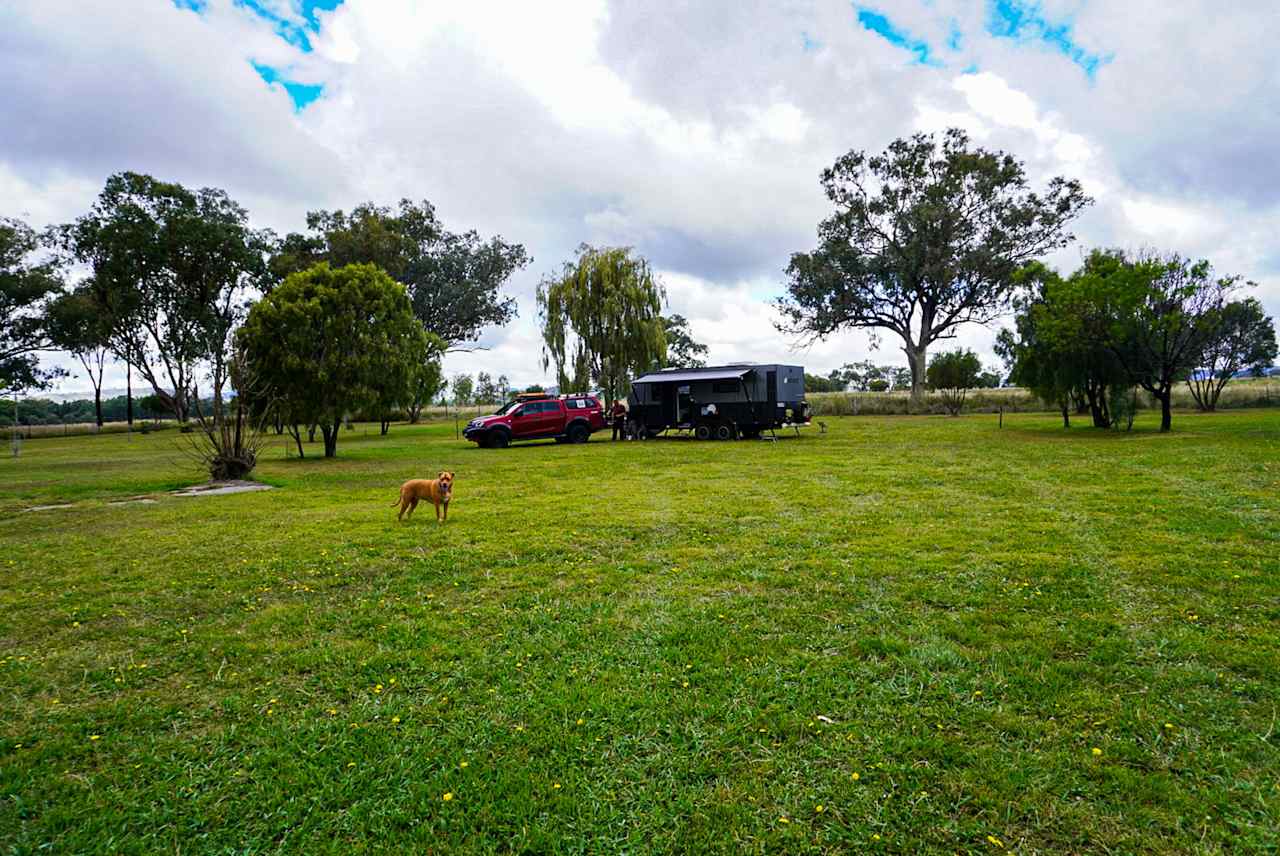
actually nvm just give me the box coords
[1,410,1278,854]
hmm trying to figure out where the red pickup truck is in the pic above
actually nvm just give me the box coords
[463,394,607,448]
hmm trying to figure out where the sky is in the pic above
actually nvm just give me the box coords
[3,0,1279,396]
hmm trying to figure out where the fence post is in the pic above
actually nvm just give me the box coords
[999,406,1004,429]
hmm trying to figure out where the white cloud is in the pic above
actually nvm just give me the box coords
[3,0,1278,396]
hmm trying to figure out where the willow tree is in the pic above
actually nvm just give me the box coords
[536,245,666,405]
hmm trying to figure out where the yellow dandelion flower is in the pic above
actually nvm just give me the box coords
[987,833,1004,847]
[442,792,453,801]
[266,708,274,715]
[1164,723,1174,730]
[328,709,337,716]
[391,716,400,725]
[851,772,860,781]
[576,718,584,725]
[89,734,100,741]
[682,681,690,688]
[459,760,468,768]
[871,833,881,841]
[778,816,790,824]
[1091,747,1102,756]
[552,783,561,790]
[815,804,824,813]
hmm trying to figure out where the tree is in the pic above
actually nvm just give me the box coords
[537,245,666,405]
[45,285,112,425]
[272,200,529,350]
[661,314,709,368]
[997,259,1129,429]
[496,374,511,404]
[238,263,429,458]
[57,172,272,423]
[804,373,839,392]
[1,217,63,392]
[1186,298,1277,411]
[1087,251,1233,432]
[451,374,474,408]
[407,335,446,424]
[926,348,982,416]
[778,128,1090,400]
[474,372,497,404]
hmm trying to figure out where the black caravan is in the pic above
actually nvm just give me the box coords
[626,364,809,440]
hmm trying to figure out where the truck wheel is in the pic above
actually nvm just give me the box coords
[694,423,712,441]
[487,430,509,449]
[567,423,589,444]
[715,422,734,441]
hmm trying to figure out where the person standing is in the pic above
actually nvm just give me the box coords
[611,399,627,440]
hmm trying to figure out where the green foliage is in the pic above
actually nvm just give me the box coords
[804,373,841,393]
[1078,250,1239,432]
[0,217,64,392]
[474,372,498,405]
[536,245,666,404]
[926,348,982,415]
[868,378,890,392]
[451,374,474,406]
[1186,297,1277,411]
[999,258,1133,429]
[407,340,446,424]
[660,314,708,368]
[45,285,113,425]
[1108,385,1138,431]
[2,413,1279,853]
[272,200,528,349]
[779,128,1090,397]
[237,263,429,457]
[56,172,272,422]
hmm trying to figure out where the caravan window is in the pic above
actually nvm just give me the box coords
[712,381,739,394]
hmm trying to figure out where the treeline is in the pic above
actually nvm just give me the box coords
[776,128,1278,432]
[1,394,172,427]
[997,251,1278,430]
[1,175,535,469]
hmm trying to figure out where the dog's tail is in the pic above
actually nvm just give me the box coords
[390,494,401,507]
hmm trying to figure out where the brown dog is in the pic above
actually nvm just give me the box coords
[393,472,454,522]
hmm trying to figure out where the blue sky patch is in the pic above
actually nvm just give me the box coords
[252,62,324,111]
[856,7,941,66]
[987,0,1110,77]
[173,0,344,53]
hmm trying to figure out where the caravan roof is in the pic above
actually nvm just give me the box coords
[631,367,753,385]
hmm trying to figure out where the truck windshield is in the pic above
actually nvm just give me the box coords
[494,401,520,415]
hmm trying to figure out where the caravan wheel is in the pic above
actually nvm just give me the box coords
[714,422,734,441]
[694,423,712,441]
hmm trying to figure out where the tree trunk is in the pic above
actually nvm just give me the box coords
[308,423,318,443]
[126,362,134,427]
[94,387,103,427]
[322,419,340,457]
[1061,405,1070,429]
[904,343,928,403]
[380,419,390,436]
[1159,390,1172,432]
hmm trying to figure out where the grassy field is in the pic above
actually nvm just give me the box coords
[1,410,1278,853]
